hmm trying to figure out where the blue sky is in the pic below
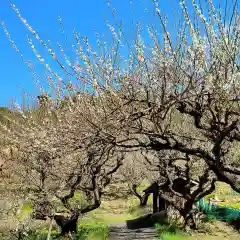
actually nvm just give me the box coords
[0,0,228,107]
[0,0,182,107]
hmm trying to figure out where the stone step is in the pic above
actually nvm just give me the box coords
[108,225,158,240]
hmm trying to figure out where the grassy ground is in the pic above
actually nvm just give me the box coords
[204,182,240,209]
[1,182,240,239]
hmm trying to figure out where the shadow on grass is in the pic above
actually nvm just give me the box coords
[126,214,155,229]
[126,211,169,228]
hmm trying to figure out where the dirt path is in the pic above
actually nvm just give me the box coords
[108,223,158,240]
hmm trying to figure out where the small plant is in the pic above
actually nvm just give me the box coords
[156,223,180,235]
[77,223,108,240]
[201,214,217,223]
[156,223,189,240]
[160,233,191,240]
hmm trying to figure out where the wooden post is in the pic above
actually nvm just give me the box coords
[158,195,166,212]
[153,192,158,213]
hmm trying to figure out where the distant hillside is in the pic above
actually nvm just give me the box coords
[0,107,22,146]
[0,107,12,114]
[0,107,23,122]
[0,107,13,124]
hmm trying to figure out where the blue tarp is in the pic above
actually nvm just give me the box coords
[196,199,240,222]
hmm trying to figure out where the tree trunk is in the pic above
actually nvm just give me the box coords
[54,212,79,236]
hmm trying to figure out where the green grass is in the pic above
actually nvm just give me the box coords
[17,202,33,221]
[218,202,240,209]
[77,221,108,240]
[160,233,192,240]
[205,182,240,202]
[155,223,192,240]
[41,220,108,240]
[0,221,108,240]
[204,182,240,211]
